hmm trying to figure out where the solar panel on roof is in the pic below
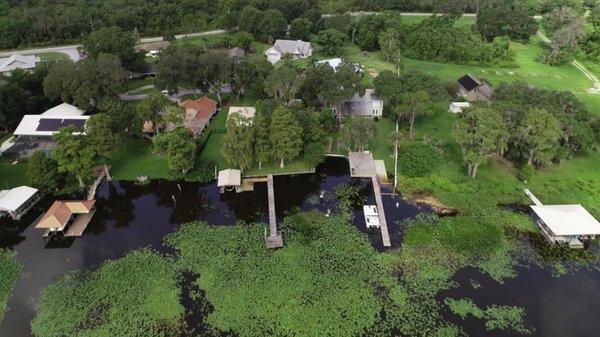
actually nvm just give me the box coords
[36,118,86,132]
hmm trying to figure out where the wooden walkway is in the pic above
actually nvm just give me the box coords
[64,210,96,237]
[265,174,283,248]
[371,175,391,247]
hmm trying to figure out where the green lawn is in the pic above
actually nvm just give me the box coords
[127,78,155,91]
[343,37,600,115]
[109,139,170,180]
[38,52,69,62]
[0,163,29,189]
[393,105,600,217]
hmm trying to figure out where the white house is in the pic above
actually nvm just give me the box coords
[13,103,89,137]
[525,189,600,249]
[264,39,313,64]
[0,54,40,74]
[448,102,471,113]
[334,89,384,119]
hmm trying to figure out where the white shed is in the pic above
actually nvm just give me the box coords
[217,169,242,193]
[448,102,471,113]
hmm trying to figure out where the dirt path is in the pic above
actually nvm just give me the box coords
[536,31,600,94]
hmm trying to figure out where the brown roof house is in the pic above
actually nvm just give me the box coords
[35,200,96,238]
[179,96,218,136]
[229,47,246,59]
[457,74,493,102]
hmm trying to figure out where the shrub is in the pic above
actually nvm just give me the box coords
[398,142,440,178]
[517,165,534,182]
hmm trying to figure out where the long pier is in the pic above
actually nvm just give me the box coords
[371,175,391,247]
[265,174,283,248]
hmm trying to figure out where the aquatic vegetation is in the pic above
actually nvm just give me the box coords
[0,249,21,322]
[31,250,185,337]
[166,211,403,337]
[445,298,532,334]
[334,183,366,208]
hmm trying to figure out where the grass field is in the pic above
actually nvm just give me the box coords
[0,163,29,189]
[109,139,170,180]
[38,52,69,62]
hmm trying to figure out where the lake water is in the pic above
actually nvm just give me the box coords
[1,157,599,336]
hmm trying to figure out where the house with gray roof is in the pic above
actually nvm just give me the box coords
[0,54,40,74]
[334,89,383,119]
[457,74,493,102]
[264,39,313,64]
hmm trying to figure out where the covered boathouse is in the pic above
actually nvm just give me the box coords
[35,200,96,239]
[525,189,600,249]
[0,186,40,220]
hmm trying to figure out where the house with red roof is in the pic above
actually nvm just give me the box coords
[179,96,218,136]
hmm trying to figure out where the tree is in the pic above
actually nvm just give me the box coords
[300,63,362,111]
[221,114,255,172]
[86,113,117,180]
[517,108,562,166]
[232,31,254,51]
[52,126,95,187]
[232,58,273,99]
[316,29,348,56]
[302,113,327,168]
[477,0,537,41]
[269,107,303,168]
[264,64,302,105]
[396,90,431,140]
[253,111,271,170]
[338,117,376,152]
[453,107,508,178]
[379,28,402,64]
[256,9,287,42]
[238,6,262,35]
[81,26,141,69]
[153,128,196,173]
[136,92,171,136]
[43,55,127,109]
[196,50,232,105]
[27,151,61,191]
[156,44,208,93]
[289,18,312,41]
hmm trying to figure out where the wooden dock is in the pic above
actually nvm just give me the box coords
[64,210,96,237]
[265,174,283,249]
[371,175,391,247]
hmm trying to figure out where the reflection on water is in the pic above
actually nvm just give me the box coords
[440,266,600,337]
[1,157,599,336]
[0,157,425,336]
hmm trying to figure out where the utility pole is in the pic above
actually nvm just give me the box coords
[393,122,398,197]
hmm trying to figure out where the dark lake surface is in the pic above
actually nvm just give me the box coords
[1,157,600,336]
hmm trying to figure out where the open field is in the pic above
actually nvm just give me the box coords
[0,163,29,189]
[109,139,170,180]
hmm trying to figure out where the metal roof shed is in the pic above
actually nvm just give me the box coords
[0,186,39,219]
[218,169,242,193]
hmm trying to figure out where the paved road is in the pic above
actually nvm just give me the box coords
[322,11,542,19]
[0,29,227,61]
